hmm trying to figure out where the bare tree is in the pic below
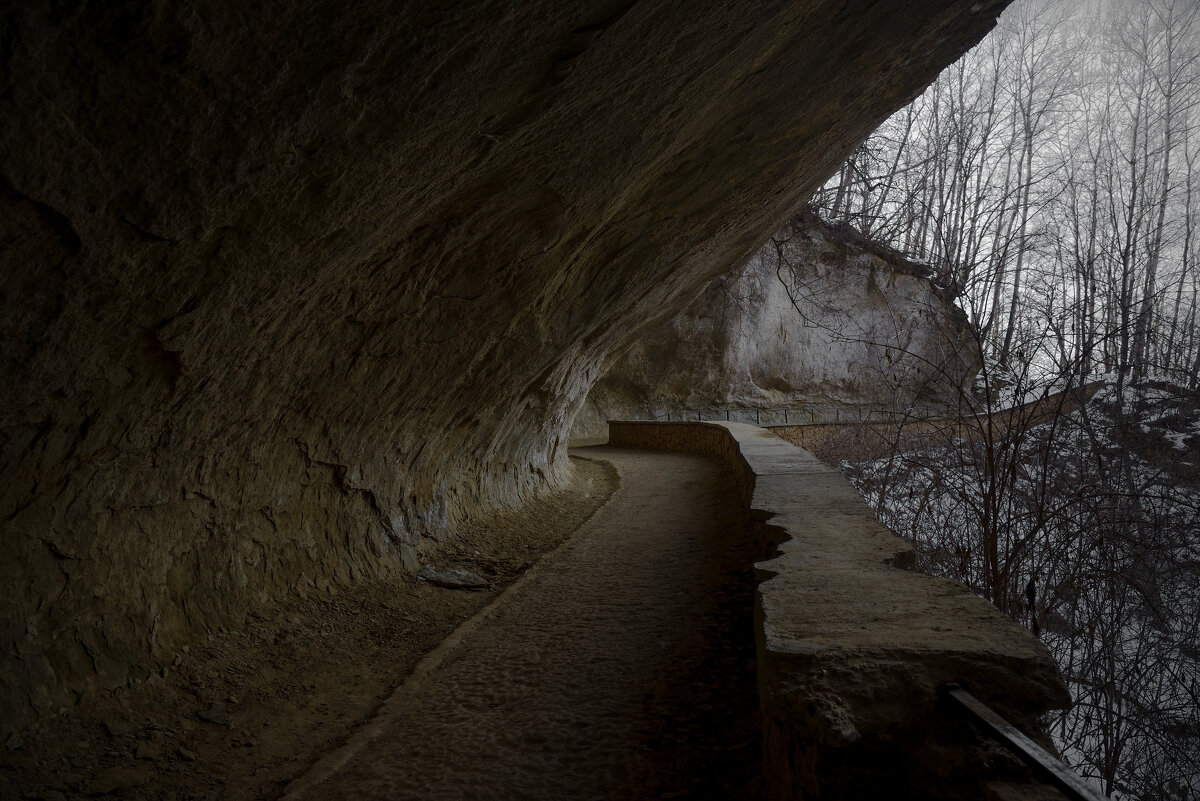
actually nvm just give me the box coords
[803,1,1200,794]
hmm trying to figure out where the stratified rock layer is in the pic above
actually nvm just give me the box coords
[572,212,980,440]
[0,0,1008,731]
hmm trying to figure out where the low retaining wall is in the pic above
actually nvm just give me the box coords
[608,420,1072,801]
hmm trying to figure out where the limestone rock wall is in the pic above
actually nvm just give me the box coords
[572,212,980,440]
[1,0,1008,733]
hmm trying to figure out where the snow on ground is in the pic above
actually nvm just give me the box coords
[836,381,1200,800]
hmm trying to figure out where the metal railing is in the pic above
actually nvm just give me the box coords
[654,406,919,426]
[943,684,1105,801]
[649,381,1106,430]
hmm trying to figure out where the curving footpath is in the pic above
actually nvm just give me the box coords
[283,447,762,801]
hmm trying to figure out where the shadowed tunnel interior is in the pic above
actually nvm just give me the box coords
[1,0,1013,789]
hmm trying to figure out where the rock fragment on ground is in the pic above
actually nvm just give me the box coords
[417,564,490,590]
[196,705,230,727]
[86,766,148,795]
[134,741,162,760]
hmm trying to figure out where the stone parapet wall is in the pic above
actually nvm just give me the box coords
[608,420,749,491]
[607,420,1072,800]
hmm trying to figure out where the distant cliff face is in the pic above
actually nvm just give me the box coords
[572,212,980,440]
[1,0,1008,732]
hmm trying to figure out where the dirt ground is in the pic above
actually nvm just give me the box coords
[1,455,617,801]
[287,446,764,801]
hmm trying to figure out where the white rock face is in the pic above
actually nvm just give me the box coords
[572,214,980,441]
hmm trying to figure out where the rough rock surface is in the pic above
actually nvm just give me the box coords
[572,211,980,441]
[0,0,1009,732]
[0,456,616,801]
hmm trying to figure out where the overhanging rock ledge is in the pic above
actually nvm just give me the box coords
[0,0,1009,732]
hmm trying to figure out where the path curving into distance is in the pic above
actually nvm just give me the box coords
[284,447,763,801]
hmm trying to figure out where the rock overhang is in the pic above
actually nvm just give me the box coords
[1,0,1011,733]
